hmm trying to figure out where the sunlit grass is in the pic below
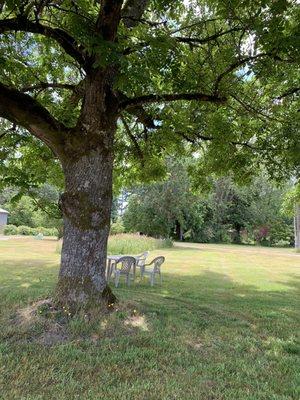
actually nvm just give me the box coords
[0,237,299,399]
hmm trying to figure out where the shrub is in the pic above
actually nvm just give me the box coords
[3,224,58,237]
[3,224,18,235]
[17,225,33,235]
[110,218,125,235]
[35,226,58,236]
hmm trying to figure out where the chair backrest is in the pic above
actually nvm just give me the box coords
[149,256,165,273]
[115,256,136,273]
[137,251,149,266]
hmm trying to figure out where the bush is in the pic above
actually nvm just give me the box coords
[3,224,58,237]
[34,226,58,236]
[17,225,33,235]
[3,224,18,235]
[110,218,125,235]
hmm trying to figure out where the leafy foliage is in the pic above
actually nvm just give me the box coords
[123,159,294,246]
[0,0,299,192]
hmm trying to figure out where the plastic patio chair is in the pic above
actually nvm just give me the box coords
[113,256,136,287]
[141,256,165,286]
[136,251,149,277]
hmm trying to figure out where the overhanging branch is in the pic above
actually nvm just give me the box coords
[214,53,268,92]
[277,87,300,100]
[120,92,226,108]
[0,16,86,68]
[174,26,243,46]
[0,82,67,155]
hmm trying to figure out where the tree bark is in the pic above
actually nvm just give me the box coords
[54,67,120,308]
[57,144,115,306]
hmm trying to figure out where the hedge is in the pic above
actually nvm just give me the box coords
[4,224,58,237]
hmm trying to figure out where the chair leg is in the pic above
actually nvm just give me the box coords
[140,265,145,279]
[115,272,120,288]
[126,274,130,286]
[150,272,155,286]
[160,272,162,284]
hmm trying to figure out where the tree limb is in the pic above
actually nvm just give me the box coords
[96,0,123,41]
[277,87,300,100]
[120,92,226,108]
[174,26,243,46]
[213,52,268,92]
[123,27,244,55]
[0,16,86,68]
[121,115,144,162]
[0,82,67,155]
[117,92,157,128]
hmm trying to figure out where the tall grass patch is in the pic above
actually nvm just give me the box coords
[108,234,173,254]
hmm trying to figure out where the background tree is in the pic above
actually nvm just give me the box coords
[123,159,198,239]
[123,161,293,246]
[281,183,300,250]
[0,1,299,307]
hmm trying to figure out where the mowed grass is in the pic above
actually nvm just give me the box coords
[0,238,299,400]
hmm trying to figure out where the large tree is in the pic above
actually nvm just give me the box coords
[0,0,299,307]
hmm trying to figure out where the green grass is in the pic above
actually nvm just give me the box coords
[0,237,299,399]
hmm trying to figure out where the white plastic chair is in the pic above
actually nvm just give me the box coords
[142,256,165,286]
[136,251,149,277]
[113,256,136,288]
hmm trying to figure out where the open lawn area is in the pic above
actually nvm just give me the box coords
[0,238,299,400]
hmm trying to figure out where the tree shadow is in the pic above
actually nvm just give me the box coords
[120,268,300,340]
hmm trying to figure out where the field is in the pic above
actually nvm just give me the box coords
[0,237,299,399]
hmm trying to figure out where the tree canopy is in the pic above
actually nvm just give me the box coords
[0,0,299,190]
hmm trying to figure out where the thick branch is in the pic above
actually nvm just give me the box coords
[277,87,300,100]
[120,92,226,108]
[0,16,86,67]
[123,26,243,55]
[96,0,123,41]
[0,82,67,155]
[174,27,243,45]
[214,53,268,92]
[117,92,157,128]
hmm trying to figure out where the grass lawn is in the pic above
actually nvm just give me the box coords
[0,238,299,399]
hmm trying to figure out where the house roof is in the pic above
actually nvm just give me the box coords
[0,208,9,214]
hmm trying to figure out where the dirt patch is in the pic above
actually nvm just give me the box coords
[11,298,69,346]
[124,315,149,331]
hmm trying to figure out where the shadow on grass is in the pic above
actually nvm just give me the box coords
[116,269,300,339]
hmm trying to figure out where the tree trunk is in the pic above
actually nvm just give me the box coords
[294,204,300,251]
[56,142,115,307]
